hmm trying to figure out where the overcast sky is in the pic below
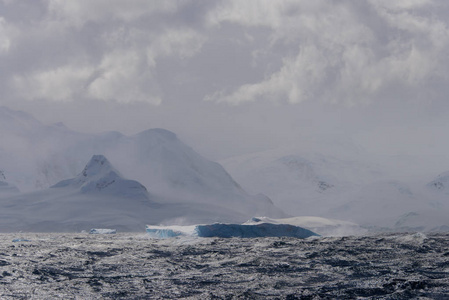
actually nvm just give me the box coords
[1,0,449,160]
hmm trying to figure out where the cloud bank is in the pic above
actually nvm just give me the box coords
[0,0,448,107]
[1,0,449,162]
[205,0,449,105]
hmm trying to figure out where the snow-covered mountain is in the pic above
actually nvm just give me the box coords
[51,155,149,198]
[0,106,89,191]
[221,148,382,216]
[0,155,153,232]
[221,147,449,232]
[0,154,282,232]
[0,107,285,231]
[3,106,449,233]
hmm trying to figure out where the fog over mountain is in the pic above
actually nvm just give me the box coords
[1,1,449,232]
[221,144,449,232]
[0,106,448,232]
[0,107,286,231]
[1,1,449,162]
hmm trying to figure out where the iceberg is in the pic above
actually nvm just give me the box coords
[146,223,318,239]
[89,228,117,234]
[146,228,184,238]
[195,223,318,238]
[145,225,196,238]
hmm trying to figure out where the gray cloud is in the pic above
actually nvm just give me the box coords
[1,0,205,104]
[1,0,449,162]
[2,0,448,106]
[205,0,449,105]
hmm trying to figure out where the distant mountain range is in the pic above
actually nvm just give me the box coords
[0,107,285,231]
[221,147,449,232]
[1,106,449,233]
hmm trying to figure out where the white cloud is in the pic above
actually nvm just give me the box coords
[205,0,449,105]
[3,0,448,108]
[88,49,161,104]
[146,28,206,66]
[3,1,207,105]
[88,28,205,104]
[13,65,93,102]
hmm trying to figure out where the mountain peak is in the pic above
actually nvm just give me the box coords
[81,155,117,179]
[51,155,148,198]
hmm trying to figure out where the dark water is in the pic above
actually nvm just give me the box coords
[0,232,448,299]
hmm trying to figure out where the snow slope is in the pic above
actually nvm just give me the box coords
[0,107,285,225]
[0,155,284,232]
[221,148,381,216]
[222,146,449,232]
[51,155,148,198]
[0,155,154,232]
